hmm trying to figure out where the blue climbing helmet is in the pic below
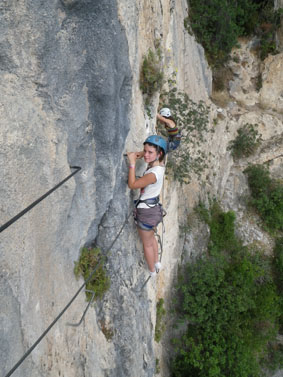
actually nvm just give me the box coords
[144,135,168,155]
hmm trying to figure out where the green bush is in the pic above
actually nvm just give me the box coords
[186,0,245,65]
[155,358,161,374]
[273,237,283,331]
[194,201,210,223]
[244,165,283,233]
[195,201,239,253]
[159,88,210,184]
[273,237,283,289]
[208,202,240,254]
[172,204,281,377]
[74,247,110,301]
[227,123,262,159]
[256,6,282,60]
[261,238,283,370]
[155,298,166,343]
[185,0,282,66]
[140,49,163,99]
[262,342,283,371]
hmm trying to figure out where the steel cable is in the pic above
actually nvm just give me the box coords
[0,166,81,234]
[4,211,131,377]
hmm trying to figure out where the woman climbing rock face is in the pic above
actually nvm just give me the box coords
[157,107,181,151]
[127,135,167,277]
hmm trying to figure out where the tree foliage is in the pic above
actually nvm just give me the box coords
[244,164,283,233]
[186,0,282,65]
[171,203,282,377]
[227,124,262,159]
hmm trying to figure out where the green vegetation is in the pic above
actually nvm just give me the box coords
[262,342,283,372]
[272,237,283,331]
[159,87,210,184]
[273,237,283,293]
[155,298,166,343]
[171,202,282,377]
[155,358,161,374]
[256,5,283,60]
[244,164,283,233]
[140,48,164,101]
[74,247,110,301]
[185,0,282,66]
[227,123,262,159]
[263,237,283,371]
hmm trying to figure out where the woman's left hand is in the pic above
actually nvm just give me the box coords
[136,151,144,159]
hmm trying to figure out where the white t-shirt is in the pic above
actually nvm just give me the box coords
[137,165,165,208]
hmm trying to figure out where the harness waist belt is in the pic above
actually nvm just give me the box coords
[135,196,160,207]
[169,133,182,141]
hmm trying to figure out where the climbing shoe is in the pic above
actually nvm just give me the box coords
[155,262,162,273]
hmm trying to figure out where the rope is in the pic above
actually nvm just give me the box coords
[4,211,132,377]
[0,166,81,234]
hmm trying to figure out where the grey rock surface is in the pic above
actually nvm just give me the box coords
[1,0,282,376]
[0,1,155,376]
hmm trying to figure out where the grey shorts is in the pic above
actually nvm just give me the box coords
[134,205,163,231]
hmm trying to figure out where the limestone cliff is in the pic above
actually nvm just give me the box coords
[0,1,282,377]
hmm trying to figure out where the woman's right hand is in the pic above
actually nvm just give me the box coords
[127,152,137,165]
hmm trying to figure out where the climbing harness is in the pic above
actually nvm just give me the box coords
[134,195,166,231]
[167,133,182,151]
[0,166,81,234]
[134,187,166,293]
[134,196,160,207]
[134,196,161,230]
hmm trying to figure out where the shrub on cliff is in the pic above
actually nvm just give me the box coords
[244,164,283,233]
[171,203,282,377]
[185,0,282,65]
[74,247,110,301]
[227,123,262,159]
[155,298,166,343]
[272,237,283,332]
[140,48,163,100]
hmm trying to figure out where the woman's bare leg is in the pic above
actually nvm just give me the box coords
[138,228,158,272]
[153,233,159,264]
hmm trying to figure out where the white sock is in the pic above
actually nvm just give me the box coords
[149,270,156,277]
[155,262,162,271]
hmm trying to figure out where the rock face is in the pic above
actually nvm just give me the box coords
[0,1,282,377]
[0,1,134,376]
[260,53,283,113]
